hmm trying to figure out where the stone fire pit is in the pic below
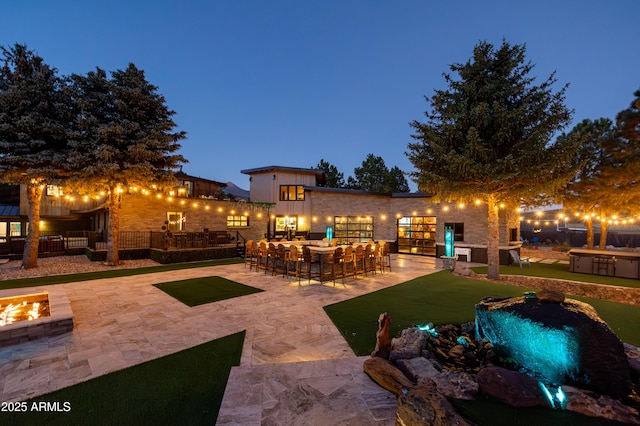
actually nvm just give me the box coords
[0,286,74,347]
[364,292,640,425]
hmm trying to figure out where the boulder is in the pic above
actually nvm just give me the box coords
[562,385,640,425]
[389,327,427,362]
[476,296,631,398]
[536,289,565,303]
[396,356,478,400]
[477,366,548,408]
[396,380,473,426]
[363,356,413,395]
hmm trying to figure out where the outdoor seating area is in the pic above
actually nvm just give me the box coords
[244,238,392,284]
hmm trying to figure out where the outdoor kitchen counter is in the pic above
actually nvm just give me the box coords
[569,249,640,279]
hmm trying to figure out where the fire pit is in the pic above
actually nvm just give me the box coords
[0,292,50,325]
[0,287,74,347]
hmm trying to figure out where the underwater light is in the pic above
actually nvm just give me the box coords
[539,381,566,409]
[416,323,438,337]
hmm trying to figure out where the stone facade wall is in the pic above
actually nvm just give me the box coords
[308,191,395,240]
[488,275,640,306]
[307,191,517,248]
[118,194,270,242]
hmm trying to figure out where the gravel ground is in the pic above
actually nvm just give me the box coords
[0,256,161,281]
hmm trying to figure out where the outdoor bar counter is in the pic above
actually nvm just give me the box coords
[569,248,640,279]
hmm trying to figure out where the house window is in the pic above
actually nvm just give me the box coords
[177,180,193,196]
[166,212,185,231]
[279,185,305,201]
[397,216,437,256]
[444,222,464,241]
[275,216,297,233]
[334,216,373,244]
[227,215,249,227]
[46,185,64,197]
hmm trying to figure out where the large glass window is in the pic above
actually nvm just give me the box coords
[398,216,436,256]
[334,216,373,244]
[166,212,185,231]
[279,185,304,201]
[227,215,249,227]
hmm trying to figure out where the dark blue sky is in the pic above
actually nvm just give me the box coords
[3,1,638,190]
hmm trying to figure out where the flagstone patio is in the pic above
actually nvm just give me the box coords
[0,254,437,424]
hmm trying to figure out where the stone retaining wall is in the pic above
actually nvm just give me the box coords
[489,275,640,306]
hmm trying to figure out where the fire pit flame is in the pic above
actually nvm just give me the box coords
[0,293,50,326]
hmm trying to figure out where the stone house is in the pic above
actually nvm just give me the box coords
[5,165,521,263]
[242,165,521,263]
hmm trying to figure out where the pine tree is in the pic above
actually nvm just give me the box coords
[386,166,410,193]
[407,40,579,279]
[558,118,617,249]
[68,64,187,265]
[315,159,345,188]
[0,44,73,268]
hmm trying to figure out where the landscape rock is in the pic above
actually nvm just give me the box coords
[453,262,477,277]
[477,366,548,408]
[536,289,565,303]
[396,356,440,382]
[396,380,473,426]
[476,295,631,398]
[371,312,392,359]
[562,385,640,425]
[432,369,479,400]
[363,356,413,395]
[389,327,427,362]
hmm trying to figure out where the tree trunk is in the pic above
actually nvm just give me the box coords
[22,183,44,269]
[486,195,500,280]
[106,186,120,266]
[599,220,608,250]
[586,219,594,250]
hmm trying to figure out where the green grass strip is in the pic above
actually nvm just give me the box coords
[472,262,640,289]
[324,270,640,356]
[3,331,245,426]
[154,276,263,306]
[0,258,243,290]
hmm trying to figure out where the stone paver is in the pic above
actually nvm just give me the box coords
[0,254,437,424]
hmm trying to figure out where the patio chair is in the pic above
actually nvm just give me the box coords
[331,247,345,285]
[244,240,255,269]
[380,242,391,272]
[509,250,531,268]
[299,246,321,284]
[342,246,356,281]
[354,245,367,278]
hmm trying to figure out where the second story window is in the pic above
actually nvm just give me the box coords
[177,180,193,197]
[279,185,304,201]
[46,185,64,197]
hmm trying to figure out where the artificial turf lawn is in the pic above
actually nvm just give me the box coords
[324,270,640,356]
[473,261,640,289]
[3,331,245,426]
[0,258,243,290]
[324,271,640,426]
[153,276,263,306]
